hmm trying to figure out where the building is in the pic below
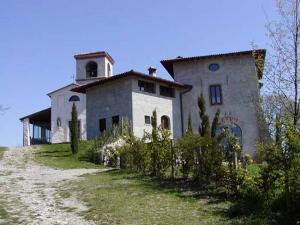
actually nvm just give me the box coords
[20,49,266,156]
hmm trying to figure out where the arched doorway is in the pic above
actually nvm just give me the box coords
[217,123,242,147]
[161,115,170,130]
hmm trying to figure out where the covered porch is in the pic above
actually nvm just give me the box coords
[20,108,51,146]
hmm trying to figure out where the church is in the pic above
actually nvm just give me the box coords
[20,49,266,156]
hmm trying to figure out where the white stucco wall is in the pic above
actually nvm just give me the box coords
[50,84,87,143]
[131,79,182,140]
[173,55,261,156]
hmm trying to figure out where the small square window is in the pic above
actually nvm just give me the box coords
[145,116,151,125]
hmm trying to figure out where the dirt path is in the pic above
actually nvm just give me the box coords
[0,147,102,225]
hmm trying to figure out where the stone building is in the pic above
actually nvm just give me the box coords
[20,49,266,156]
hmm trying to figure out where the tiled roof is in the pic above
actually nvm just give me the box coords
[74,51,115,64]
[47,83,79,96]
[160,49,266,79]
[20,107,51,123]
[71,70,192,93]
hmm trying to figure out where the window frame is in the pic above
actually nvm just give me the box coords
[161,115,170,130]
[159,85,175,98]
[144,115,151,125]
[209,84,223,105]
[69,95,80,102]
[86,61,98,77]
[99,118,106,133]
[112,115,120,127]
[138,80,156,94]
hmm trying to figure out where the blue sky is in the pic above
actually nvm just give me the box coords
[0,0,277,147]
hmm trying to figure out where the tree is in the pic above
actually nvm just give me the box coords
[211,109,220,138]
[187,112,193,133]
[264,0,300,126]
[70,103,79,155]
[198,94,210,136]
[145,109,172,177]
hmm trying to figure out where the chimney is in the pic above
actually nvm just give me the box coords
[148,67,157,77]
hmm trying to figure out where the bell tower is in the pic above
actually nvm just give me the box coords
[74,51,114,80]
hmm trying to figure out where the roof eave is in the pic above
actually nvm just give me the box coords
[160,49,267,79]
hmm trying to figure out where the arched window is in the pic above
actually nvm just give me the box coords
[69,95,80,102]
[57,118,61,127]
[161,115,170,130]
[217,123,242,146]
[86,61,98,77]
[107,63,111,76]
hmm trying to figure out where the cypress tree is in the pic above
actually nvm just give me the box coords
[187,112,193,133]
[211,109,220,138]
[70,103,79,155]
[198,94,210,137]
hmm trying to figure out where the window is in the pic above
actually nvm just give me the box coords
[99,118,106,133]
[57,118,61,127]
[210,85,222,105]
[107,63,111,76]
[160,85,175,98]
[138,80,155,93]
[69,95,80,102]
[161,115,170,130]
[86,61,98,77]
[68,120,81,139]
[217,123,242,147]
[208,63,220,72]
[145,116,151,125]
[112,116,119,127]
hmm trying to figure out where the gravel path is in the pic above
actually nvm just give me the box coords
[0,147,102,225]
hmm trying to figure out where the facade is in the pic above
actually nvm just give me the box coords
[20,49,266,156]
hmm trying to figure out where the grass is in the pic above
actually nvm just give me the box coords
[63,170,234,225]
[0,146,8,160]
[32,143,268,224]
[33,141,105,169]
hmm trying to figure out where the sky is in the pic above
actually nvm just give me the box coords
[0,0,278,147]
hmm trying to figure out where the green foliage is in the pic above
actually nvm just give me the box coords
[187,112,193,133]
[119,134,149,173]
[211,109,220,138]
[87,126,123,165]
[145,110,172,177]
[198,94,210,136]
[244,154,253,165]
[176,132,200,178]
[70,103,79,155]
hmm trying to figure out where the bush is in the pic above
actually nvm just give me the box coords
[87,126,123,165]
[176,132,200,178]
[119,134,149,173]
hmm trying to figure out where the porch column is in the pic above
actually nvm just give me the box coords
[22,118,30,146]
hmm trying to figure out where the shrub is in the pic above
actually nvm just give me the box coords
[119,134,149,173]
[244,154,253,165]
[70,103,79,155]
